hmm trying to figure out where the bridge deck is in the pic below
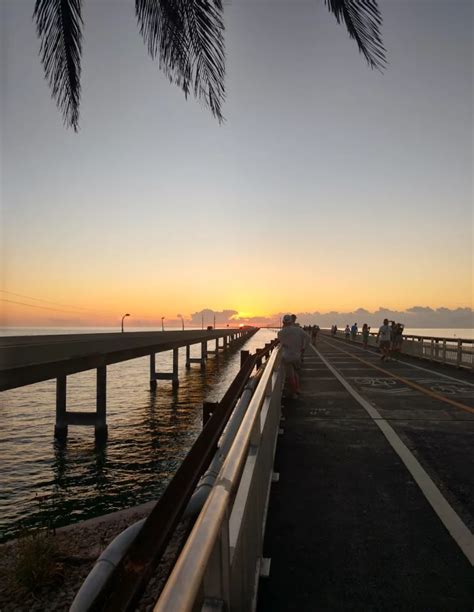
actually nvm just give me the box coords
[258,335,473,610]
[0,329,247,391]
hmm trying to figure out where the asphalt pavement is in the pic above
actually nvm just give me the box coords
[257,336,474,611]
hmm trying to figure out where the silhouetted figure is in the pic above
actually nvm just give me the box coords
[278,314,309,399]
[351,322,358,340]
[377,318,392,361]
[362,323,370,349]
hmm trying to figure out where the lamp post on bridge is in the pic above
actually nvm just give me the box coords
[121,313,130,333]
[161,317,165,332]
[177,314,184,331]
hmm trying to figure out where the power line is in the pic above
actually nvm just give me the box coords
[0,290,95,312]
[1,298,87,315]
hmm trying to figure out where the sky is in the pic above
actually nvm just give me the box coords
[0,0,472,327]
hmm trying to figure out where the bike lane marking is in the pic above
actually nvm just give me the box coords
[310,343,474,566]
[319,339,474,416]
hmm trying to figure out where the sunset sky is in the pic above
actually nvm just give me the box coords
[1,0,472,327]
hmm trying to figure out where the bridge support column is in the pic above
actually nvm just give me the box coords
[54,375,68,439]
[95,366,108,439]
[186,345,191,368]
[150,353,157,391]
[172,348,179,388]
[187,342,207,368]
[150,349,180,388]
[54,367,108,440]
[207,338,219,355]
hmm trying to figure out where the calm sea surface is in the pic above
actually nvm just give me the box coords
[0,327,277,542]
[0,326,472,542]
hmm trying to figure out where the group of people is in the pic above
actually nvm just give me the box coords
[303,324,320,345]
[278,314,309,399]
[339,319,404,359]
[376,319,405,361]
[278,314,406,398]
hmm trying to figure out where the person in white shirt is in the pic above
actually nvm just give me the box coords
[377,318,392,361]
[278,314,309,397]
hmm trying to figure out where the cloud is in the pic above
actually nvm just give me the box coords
[189,309,238,326]
[198,306,473,329]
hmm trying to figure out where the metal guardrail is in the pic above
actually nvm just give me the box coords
[76,339,279,611]
[154,346,283,611]
[330,330,474,370]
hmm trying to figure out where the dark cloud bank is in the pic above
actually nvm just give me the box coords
[189,307,473,329]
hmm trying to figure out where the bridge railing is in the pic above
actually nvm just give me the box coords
[154,346,283,612]
[329,330,473,370]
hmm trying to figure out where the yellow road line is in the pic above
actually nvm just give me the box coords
[320,339,474,416]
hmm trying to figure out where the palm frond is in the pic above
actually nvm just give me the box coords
[325,0,386,70]
[136,0,226,122]
[34,0,83,130]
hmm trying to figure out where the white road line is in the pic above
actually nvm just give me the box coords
[321,335,474,387]
[311,344,474,566]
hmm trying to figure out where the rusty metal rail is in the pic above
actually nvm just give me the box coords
[83,339,278,611]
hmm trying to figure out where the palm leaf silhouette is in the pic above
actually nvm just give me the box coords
[34,0,83,131]
[325,0,386,70]
[34,0,386,131]
[136,0,225,122]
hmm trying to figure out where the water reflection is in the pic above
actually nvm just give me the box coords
[1,330,277,540]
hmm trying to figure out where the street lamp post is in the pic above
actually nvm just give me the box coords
[161,317,165,332]
[177,314,184,331]
[121,313,130,333]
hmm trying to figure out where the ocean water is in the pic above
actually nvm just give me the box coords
[0,328,278,541]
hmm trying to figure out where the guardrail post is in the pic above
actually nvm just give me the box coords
[256,349,263,370]
[456,339,462,368]
[202,509,231,608]
[241,350,250,368]
[430,339,434,361]
[442,340,447,363]
[54,375,68,439]
[95,365,108,439]
[150,353,157,390]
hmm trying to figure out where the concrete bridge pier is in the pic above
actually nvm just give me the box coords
[187,341,207,369]
[54,366,108,440]
[150,348,180,389]
[207,338,220,356]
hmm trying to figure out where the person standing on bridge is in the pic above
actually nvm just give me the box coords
[377,318,392,361]
[278,314,309,398]
[351,323,358,340]
[362,323,370,349]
